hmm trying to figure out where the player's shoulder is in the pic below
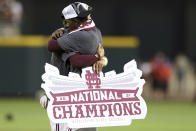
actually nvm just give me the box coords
[72,27,101,35]
[66,28,102,43]
[70,29,93,38]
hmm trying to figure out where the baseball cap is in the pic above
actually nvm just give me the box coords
[61,2,92,20]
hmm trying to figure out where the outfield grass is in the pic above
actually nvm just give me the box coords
[0,98,196,131]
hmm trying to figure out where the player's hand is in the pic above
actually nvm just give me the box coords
[92,58,105,74]
[40,95,48,109]
[92,56,108,74]
[51,29,64,40]
[97,44,104,58]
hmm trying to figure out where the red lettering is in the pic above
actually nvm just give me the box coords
[53,106,62,119]
[113,103,122,116]
[134,102,141,115]
[99,104,107,117]
[75,105,85,118]
[122,103,134,115]
[107,104,114,117]
[84,104,99,117]
[62,105,74,118]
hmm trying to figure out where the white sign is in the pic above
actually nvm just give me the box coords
[41,60,147,128]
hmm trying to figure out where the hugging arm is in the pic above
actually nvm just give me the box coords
[69,52,100,68]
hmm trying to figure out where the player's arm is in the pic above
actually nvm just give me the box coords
[51,28,64,40]
[69,52,100,68]
[48,39,63,53]
[70,45,108,73]
[93,44,108,73]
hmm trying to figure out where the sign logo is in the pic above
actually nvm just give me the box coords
[41,60,147,128]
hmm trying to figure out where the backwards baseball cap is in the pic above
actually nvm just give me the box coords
[61,2,92,20]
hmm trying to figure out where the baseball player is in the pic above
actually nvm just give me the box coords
[40,2,108,131]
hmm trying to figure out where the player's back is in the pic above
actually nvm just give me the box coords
[57,27,102,55]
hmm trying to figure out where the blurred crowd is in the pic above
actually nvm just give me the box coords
[140,52,196,101]
[0,0,23,36]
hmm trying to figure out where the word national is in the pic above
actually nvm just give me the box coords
[63,89,122,102]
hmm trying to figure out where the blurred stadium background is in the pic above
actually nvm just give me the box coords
[0,0,196,131]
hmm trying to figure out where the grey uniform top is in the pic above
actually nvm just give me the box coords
[50,27,102,76]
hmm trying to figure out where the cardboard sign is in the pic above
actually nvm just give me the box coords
[41,60,147,128]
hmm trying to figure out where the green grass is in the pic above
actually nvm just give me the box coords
[0,98,50,131]
[0,98,196,131]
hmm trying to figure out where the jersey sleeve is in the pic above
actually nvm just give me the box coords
[48,39,62,52]
[69,52,99,68]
